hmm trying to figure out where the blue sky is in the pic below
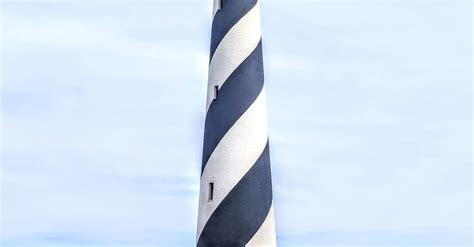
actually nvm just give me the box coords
[1,0,472,246]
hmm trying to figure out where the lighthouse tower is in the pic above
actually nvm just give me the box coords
[196,0,276,246]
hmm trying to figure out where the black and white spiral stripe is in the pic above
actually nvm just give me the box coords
[196,0,276,246]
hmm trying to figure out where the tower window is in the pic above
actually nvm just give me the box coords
[217,0,222,10]
[208,182,214,201]
[213,85,219,101]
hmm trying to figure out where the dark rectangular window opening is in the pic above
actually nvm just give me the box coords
[208,182,214,201]
[213,85,219,102]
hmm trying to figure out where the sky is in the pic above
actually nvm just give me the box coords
[0,0,472,246]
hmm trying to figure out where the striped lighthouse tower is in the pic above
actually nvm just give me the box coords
[197,0,276,246]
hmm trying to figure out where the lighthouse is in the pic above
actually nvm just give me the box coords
[196,0,276,246]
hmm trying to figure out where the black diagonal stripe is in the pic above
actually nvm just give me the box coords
[201,40,264,174]
[210,0,258,61]
[197,141,273,247]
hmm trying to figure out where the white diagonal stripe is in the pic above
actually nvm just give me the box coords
[212,0,220,17]
[246,203,277,247]
[197,88,269,239]
[206,2,261,112]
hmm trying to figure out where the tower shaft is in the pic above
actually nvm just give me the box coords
[196,0,276,246]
